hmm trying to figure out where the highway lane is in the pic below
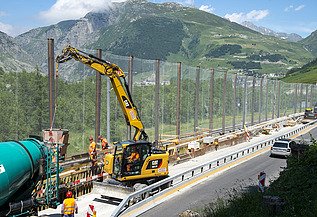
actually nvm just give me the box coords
[140,151,286,217]
[139,123,317,217]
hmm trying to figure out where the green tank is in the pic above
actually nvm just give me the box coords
[0,139,46,207]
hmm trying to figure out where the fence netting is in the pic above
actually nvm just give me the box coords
[1,48,316,156]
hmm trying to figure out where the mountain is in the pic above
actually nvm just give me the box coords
[0,31,35,72]
[301,30,317,57]
[13,11,117,80]
[0,0,314,80]
[241,21,302,42]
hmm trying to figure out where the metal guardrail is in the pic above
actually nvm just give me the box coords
[111,119,317,217]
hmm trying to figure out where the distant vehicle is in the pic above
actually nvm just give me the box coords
[304,108,315,119]
[270,139,296,157]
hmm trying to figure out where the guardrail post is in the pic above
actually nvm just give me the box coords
[209,68,214,135]
[154,59,160,145]
[176,62,181,139]
[233,73,237,131]
[222,71,227,134]
[194,66,200,135]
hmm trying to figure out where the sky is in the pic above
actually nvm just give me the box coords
[0,0,316,38]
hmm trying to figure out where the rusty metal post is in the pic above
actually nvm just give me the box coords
[48,38,55,129]
[265,78,268,121]
[232,73,237,131]
[305,84,308,108]
[176,63,181,139]
[251,76,255,125]
[310,85,313,107]
[242,76,247,127]
[299,83,303,112]
[277,80,281,118]
[272,80,276,119]
[106,71,111,143]
[154,59,160,145]
[259,77,263,123]
[209,69,214,135]
[221,71,227,134]
[127,56,133,140]
[294,84,298,114]
[194,66,200,134]
[95,49,102,142]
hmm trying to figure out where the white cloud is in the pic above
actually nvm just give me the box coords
[0,11,7,17]
[285,4,305,12]
[295,5,305,11]
[284,5,293,12]
[199,5,214,13]
[0,21,13,35]
[224,10,269,24]
[39,0,120,24]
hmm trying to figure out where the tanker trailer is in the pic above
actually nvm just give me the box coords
[0,138,55,216]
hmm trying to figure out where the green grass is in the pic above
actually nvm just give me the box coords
[282,67,317,84]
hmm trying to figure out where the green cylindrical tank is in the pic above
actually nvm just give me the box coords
[0,139,46,207]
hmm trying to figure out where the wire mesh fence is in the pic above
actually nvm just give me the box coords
[1,48,316,156]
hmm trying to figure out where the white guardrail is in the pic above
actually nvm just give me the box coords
[111,119,317,217]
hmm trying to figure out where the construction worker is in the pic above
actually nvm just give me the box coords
[126,146,140,172]
[128,146,140,162]
[98,135,109,154]
[61,191,78,217]
[214,138,219,151]
[88,136,97,167]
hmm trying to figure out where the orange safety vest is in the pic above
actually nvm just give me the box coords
[89,142,96,155]
[101,138,108,150]
[130,152,140,161]
[63,198,76,215]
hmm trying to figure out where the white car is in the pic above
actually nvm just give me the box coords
[270,139,295,157]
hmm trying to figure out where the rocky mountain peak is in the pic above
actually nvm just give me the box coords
[241,21,302,42]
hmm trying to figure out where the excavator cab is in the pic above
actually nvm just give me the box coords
[104,141,169,184]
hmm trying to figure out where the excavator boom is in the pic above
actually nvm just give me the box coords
[56,45,148,141]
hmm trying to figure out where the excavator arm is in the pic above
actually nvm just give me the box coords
[56,45,148,141]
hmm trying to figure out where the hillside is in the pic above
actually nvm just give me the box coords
[0,0,315,79]
[282,58,317,84]
[301,30,317,57]
[93,0,314,76]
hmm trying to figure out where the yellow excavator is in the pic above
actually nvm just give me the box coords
[56,46,169,186]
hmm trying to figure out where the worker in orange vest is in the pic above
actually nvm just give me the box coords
[61,191,78,217]
[98,135,109,154]
[88,136,97,167]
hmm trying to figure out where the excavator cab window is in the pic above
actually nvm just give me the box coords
[113,145,123,177]
[123,143,150,176]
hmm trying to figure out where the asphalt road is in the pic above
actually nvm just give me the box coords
[139,151,286,217]
[139,124,317,217]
